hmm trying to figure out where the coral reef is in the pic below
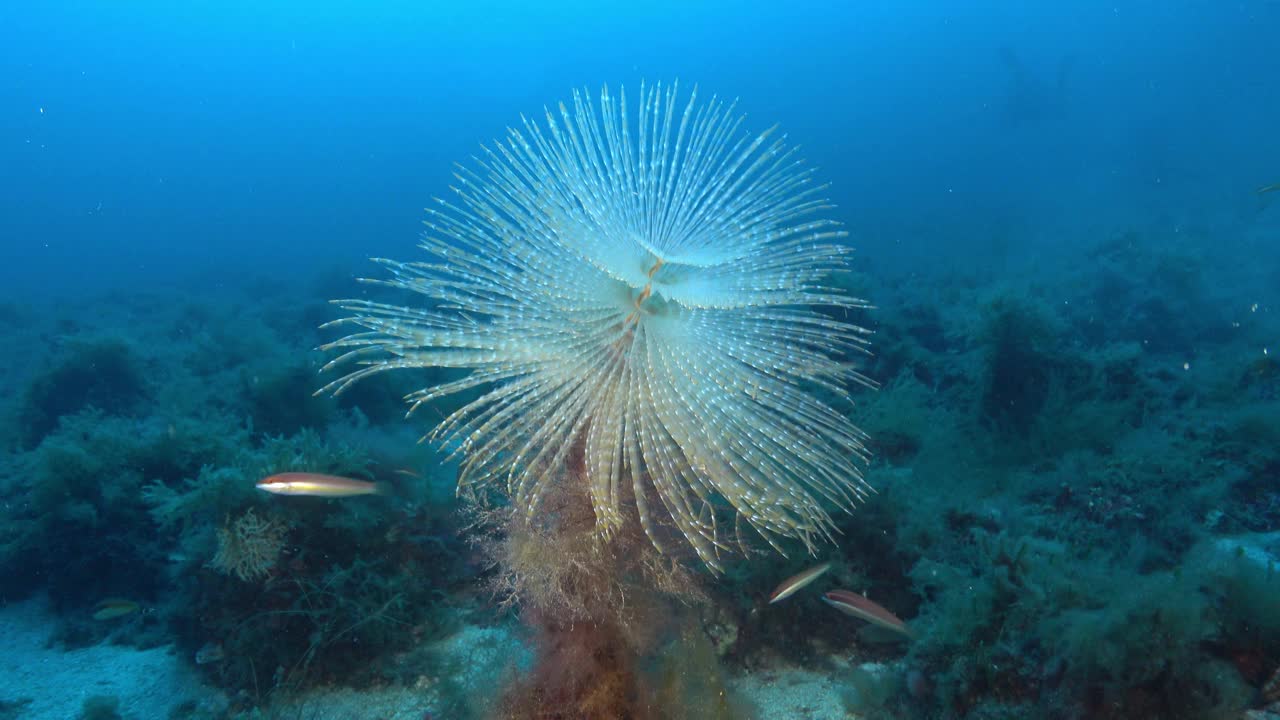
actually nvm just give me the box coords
[2,93,1278,719]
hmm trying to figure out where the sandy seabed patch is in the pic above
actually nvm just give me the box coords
[0,597,222,720]
[729,664,861,720]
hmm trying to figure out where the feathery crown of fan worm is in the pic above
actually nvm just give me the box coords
[320,81,873,571]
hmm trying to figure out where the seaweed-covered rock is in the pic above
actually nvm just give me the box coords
[19,338,146,447]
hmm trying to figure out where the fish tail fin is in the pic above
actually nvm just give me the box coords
[372,476,412,497]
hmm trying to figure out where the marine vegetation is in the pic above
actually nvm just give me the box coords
[209,508,288,582]
[18,337,147,448]
[321,81,873,717]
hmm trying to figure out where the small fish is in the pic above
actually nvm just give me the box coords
[768,562,832,604]
[256,472,382,497]
[1257,183,1280,195]
[195,641,225,665]
[822,589,912,637]
[92,598,140,621]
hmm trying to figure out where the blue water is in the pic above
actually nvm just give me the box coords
[2,2,1279,719]
[6,2,1277,297]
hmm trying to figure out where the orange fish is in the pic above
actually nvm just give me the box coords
[822,589,912,637]
[256,472,382,497]
[768,562,832,604]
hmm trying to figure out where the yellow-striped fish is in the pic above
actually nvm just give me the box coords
[256,472,382,497]
[1258,183,1280,195]
[768,562,832,604]
[92,598,140,621]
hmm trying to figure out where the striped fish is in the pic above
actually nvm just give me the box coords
[256,472,382,497]
[822,589,912,637]
[768,562,832,604]
[92,598,140,621]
